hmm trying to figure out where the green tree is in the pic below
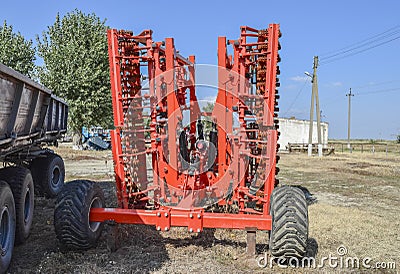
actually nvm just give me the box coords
[0,21,36,76]
[202,102,215,136]
[36,10,112,141]
[202,102,215,113]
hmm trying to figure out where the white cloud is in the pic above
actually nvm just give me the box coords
[290,76,309,82]
[332,82,342,87]
[283,84,298,90]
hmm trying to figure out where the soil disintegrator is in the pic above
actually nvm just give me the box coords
[54,24,309,261]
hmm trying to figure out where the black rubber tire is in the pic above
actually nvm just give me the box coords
[30,153,65,198]
[54,180,105,250]
[0,167,34,245]
[269,186,308,260]
[0,181,16,273]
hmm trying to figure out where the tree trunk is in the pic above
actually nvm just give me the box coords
[72,129,83,148]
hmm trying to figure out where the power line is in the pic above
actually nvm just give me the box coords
[318,25,400,66]
[352,80,400,90]
[320,25,400,60]
[321,86,400,102]
[319,25,400,57]
[282,79,308,117]
[320,34,400,65]
[321,31,400,62]
[355,87,400,96]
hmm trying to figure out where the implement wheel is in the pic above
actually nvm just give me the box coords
[54,180,105,249]
[0,181,15,272]
[269,186,308,260]
[0,167,34,245]
[30,153,65,198]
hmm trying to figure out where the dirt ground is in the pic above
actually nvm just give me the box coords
[7,144,400,273]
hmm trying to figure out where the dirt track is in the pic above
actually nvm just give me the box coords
[7,144,399,273]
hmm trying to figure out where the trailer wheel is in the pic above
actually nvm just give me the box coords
[31,153,65,198]
[54,180,104,249]
[269,186,308,260]
[0,181,15,272]
[0,167,34,244]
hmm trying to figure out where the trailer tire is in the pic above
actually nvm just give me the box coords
[54,180,104,250]
[31,153,65,198]
[269,186,308,261]
[0,167,34,245]
[0,181,15,273]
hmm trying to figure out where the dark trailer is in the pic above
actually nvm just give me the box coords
[0,63,68,272]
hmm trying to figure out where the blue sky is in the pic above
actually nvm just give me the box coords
[1,0,399,139]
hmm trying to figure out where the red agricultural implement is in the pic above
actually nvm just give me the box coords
[54,24,308,259]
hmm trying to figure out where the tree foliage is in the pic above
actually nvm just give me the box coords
[201,102,215,134]
[0,21,36,76]
[202,102,215,113]
[36,10,112,134]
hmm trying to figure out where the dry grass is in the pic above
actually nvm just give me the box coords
[278,152,400,215]
[9,144,398,273]
[275,151,400,272]
[51,142,114,181]
[308,203,399,263]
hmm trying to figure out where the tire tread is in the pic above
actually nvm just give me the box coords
[54,180,104,250]
[0,166,34,244]
[269,186,308,259]
[30,153,65,198]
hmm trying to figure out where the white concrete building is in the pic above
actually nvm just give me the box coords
[277,118,329,151]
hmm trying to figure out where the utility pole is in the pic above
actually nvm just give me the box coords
[346,88,354,150]
[307,56,322,157]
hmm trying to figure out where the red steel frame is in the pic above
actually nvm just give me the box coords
[91,25,281,233]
